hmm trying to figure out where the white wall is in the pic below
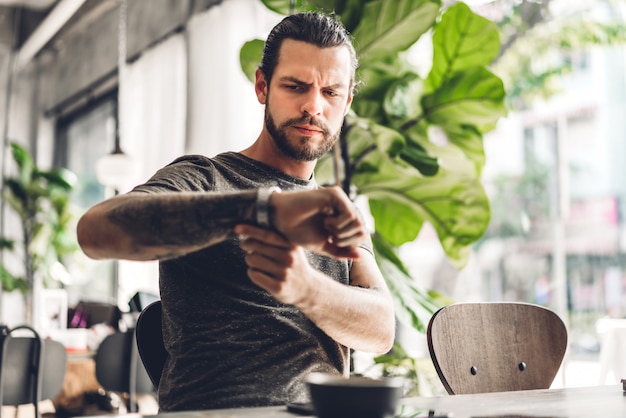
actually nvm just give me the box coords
[186,0,282,157]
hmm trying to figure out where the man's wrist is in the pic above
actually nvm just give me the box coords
[256,186,282,228]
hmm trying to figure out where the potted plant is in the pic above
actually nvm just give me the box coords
[0,142,78,324]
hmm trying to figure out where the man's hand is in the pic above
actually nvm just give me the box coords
[235,223,396,354]
[236,225,316,305]
[254,186,366,259]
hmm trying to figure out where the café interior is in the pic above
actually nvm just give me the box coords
[1,0,625,417]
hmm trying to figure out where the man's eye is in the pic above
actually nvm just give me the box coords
[285,85,301,91]
[325,91,338,97]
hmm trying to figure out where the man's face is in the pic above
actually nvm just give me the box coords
[257,39,354,161]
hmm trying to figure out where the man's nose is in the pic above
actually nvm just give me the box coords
[301,91,323,117]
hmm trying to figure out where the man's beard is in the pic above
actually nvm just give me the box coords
[265,106,340,162]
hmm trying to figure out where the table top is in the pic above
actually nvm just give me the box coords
[106,384,626,418]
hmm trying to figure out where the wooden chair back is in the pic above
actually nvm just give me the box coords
[427,302,568,395]
[135,300,166,390]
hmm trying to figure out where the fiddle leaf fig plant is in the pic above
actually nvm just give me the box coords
[240,0,507,332]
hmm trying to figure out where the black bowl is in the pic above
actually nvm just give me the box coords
[306,372,403,418]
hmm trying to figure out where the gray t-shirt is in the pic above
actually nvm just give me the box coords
[131,152,361,411]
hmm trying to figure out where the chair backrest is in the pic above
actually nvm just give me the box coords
[95,329,154,412]
[135,300,166,390]
[427,302,568,395]
[0,326,67,416]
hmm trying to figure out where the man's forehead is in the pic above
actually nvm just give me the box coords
[274,39,353,85]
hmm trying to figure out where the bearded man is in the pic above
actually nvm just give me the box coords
[77,12,395,411]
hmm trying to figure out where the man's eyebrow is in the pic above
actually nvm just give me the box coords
[279,76,308,85]
[278,76,347,90]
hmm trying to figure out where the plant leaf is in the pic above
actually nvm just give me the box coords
[400,141,439,177]
[260,0,305,14]
[38,168,77,190]
[427,2,501,91]
[352,0,440,63]
[370,199,423,245]
[0,265,28,293]
[259,0,341,15]
[422,67,507,132]
[10,142,35,186]
[240,39,265,83]
[357,54,407,99]
[383,72,425,129]
[355,161,490,268]
[373,235,444,332]
[442,124,486,177]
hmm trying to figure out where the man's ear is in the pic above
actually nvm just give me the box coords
[344,93,353,116]
[255,69,268,105]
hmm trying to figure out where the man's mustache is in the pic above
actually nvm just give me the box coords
[284,116,330,135]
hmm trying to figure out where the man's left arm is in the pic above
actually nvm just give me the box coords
[313,246,396,354]
[236,224,395,354]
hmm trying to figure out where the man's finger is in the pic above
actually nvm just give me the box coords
[234,224,290,247]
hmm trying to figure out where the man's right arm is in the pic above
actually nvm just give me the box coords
[77,186,367,261]
[77,190,258,261]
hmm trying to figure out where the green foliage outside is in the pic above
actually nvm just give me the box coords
[491,0,626,110]
[481,0,626,240]
[240,0,508,333]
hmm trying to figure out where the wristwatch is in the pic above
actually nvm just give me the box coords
[256,186,282,228]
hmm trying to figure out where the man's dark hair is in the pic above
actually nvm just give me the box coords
[259,12,358,91]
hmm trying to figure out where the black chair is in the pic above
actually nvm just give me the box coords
[135,300,166,390]
[0,325,67,418]
[94,330,154,412]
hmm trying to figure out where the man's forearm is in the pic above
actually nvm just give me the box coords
[77,190,257,261]
[296,276,396,354]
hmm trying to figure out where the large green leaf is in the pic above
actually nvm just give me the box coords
[355,161,490,267]
[240,39,265,83]
[427,2,501,91]
[370,199,424,245]
[422,67,507,132]
[352,0,440,63]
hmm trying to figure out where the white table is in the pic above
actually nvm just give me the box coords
[131,384,626,418]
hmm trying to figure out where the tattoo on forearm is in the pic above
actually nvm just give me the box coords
[108,191,257,251]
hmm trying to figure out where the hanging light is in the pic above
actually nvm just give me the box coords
[95,114,135,188]
[96,0,136,190]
